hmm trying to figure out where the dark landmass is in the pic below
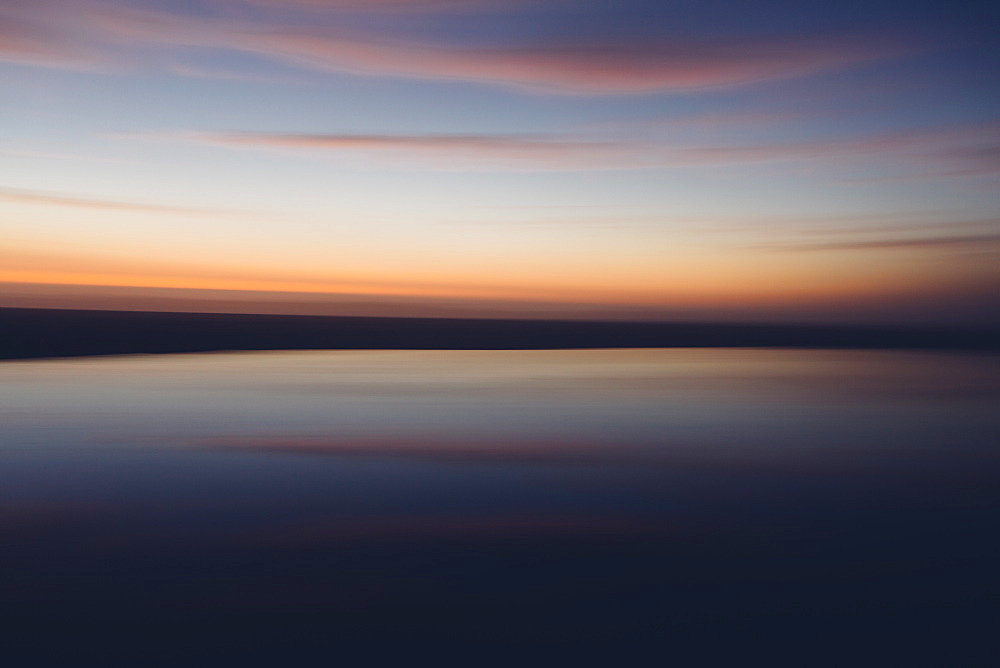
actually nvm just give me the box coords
[2,306,998,360]
[2,307,998,360]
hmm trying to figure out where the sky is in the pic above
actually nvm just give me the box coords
[2,0,998,324]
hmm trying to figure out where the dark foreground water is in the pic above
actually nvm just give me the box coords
[2,349,998,664]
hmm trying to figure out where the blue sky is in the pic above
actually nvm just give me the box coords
[1,0,998,323]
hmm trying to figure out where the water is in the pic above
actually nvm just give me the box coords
[2,349,997,660]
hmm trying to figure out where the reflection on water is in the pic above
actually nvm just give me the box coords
[1,349,998,658]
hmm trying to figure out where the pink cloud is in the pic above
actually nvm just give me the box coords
[187,131,637,168]
[168,118,1000,173]
[239,0,534,11]
[11,2,906,93]
[0,8,101,67]
[225,29,905,93]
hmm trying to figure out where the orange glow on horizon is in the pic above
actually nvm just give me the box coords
[0,261,936,314]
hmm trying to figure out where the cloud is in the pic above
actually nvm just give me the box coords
[0,7,101,67]
[7,1,904,93]
[238,0,535,11]
[163,62,314,84]
[665,120,1000,165]
[185,131,638,168]
[0,1,923,96]
[925,143,1000,177]
[163,117,1000,173]
[223,29,905,94]
[766,233,1000,252]
[595,111,813,134]
[660,119,1000,175]
[180,127,878,171]
[671,136,913,164]
[0,188,222,215]
[0,148,82,160]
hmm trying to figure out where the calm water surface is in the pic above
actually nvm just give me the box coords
[2,349,998,660]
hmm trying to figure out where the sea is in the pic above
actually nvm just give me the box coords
[1,349,997,663]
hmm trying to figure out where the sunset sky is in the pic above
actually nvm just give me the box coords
[2,0,998,324]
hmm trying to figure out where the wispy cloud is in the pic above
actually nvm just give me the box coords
[163,62,314,84]
[0,6,101,68]
[766,233,1000,252]
[667,119,1000,166]
[0,147,83,160]
[221,29,905,94]
[594,111,813,134]
[238,0,536,12]
[161,117,1000,173]
[668,119,1000,177]
[0,188,220,215]
[184,131,639,168]
[925,143,1000,177]
[5,1,911,93]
